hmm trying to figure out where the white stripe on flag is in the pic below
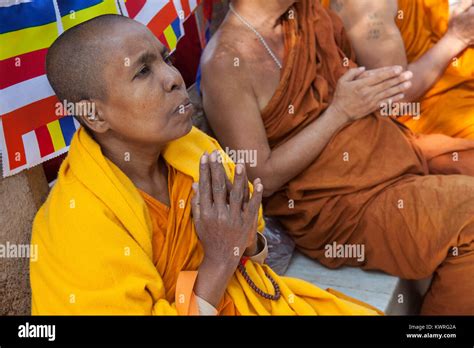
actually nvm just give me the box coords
[0,118,10,177]
[73,117,80,129]
[21,130,42,168]
[52,0,64,34]
[189,0,198,11]
[117,0,128,16]
[134,0,168,25]
[172,0,186,36]
[0,75,54,115]
[173,0,183,19]
[0,0,32,8]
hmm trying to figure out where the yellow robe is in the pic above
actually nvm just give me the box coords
[31,126,380,315]
[395,0,474,139]
[321,0,474,138]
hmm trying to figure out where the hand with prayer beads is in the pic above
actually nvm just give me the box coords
[191,150,263,267]
[331,65,413,122]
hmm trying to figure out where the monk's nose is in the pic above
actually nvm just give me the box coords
[163,66,184,93]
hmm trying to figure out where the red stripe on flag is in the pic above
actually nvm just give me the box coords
[181,0,191,17]
[35,124,55,157]
[0,48,48,89]
[125,0,146,18]
[148,1,177,37]
[2,96,59,170]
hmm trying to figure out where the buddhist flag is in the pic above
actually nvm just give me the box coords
[0,0,193,177]
[57,0,122,30]
[125,0,183,52]
[21,117,80,169]
[0,0,121,177]
[173,0,201,21]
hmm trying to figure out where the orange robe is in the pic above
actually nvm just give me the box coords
[261,0,474,314]
[140,161,381,315]
[395,0,474,139]
[31,126,381,315]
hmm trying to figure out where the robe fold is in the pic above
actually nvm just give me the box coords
[395,0,474,139]
[262,0,474,314]
[31,126,381,315]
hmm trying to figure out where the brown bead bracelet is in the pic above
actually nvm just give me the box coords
[237,258,281,301]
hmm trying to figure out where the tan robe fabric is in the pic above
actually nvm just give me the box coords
[261,0,474,314]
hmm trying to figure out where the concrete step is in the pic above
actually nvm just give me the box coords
[284,251,426,314]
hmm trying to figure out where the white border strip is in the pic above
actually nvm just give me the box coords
[52,0,64,35]
[134,0,167,24]
[0,75,55,115]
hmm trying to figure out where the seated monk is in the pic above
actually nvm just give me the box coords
[322,0,474,139]
[200,0,474,314]
[30,14,381,315]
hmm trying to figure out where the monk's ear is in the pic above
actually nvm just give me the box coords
[77,99,110,134]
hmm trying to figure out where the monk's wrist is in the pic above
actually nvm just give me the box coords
[244,233,259,256]
[195,257,237,307]
[201,254,239,273]
[444,30,469,55]
[326,104,351,127]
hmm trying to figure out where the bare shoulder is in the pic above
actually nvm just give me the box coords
[201,20,253,89]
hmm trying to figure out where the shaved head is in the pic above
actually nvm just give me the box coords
[46,14,135,105]
[45,12,192,149]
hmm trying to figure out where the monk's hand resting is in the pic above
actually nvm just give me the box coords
[330,66,413,122]
[447,6,474,47]
[191,150,263,308]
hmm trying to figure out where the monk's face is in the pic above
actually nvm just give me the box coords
[93,20,193,146]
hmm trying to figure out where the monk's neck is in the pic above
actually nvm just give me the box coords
[98,135,169,203]
[231,0,295,29]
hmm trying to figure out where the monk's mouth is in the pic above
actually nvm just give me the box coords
[173,99,194,117]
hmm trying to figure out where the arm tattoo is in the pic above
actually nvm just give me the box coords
[366,12,384,40]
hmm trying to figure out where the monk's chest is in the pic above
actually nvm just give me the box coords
[234,33,284,112]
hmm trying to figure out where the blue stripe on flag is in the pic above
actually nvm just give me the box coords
[57,0,103,16]
[59,116,77,146]
[171,17,181,38]
[0,1,56,34]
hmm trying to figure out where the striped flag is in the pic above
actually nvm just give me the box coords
[0,0,201,177]
[22,117,80,169]
[173,0,201,21]
[0,0,121,177]
[125,0,184,52]
[57,0,121,31]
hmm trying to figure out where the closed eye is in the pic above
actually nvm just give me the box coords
[135,64,150,79]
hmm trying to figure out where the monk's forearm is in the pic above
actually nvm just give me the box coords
[403,33,467,102]
[259,106,348,196]
[194,257,237,309]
